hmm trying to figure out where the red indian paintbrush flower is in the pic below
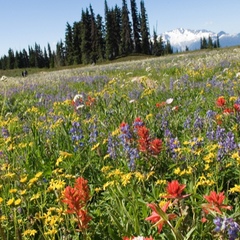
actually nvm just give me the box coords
[62,177,91,230]
[149,138,162,155]
[145,202,177,233]
[216,96,226,107]
[162,180,190,199]
[202,191,233,215]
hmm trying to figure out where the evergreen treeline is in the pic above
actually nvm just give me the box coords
[200,35,220,49]
[0,0,174,70]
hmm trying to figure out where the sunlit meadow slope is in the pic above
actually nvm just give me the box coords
[0,47,240,239]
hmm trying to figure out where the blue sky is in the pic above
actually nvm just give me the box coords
[1,0,240,57]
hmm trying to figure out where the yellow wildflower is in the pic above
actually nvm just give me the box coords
[14,199,22,206]
[28,177,38,187]
[0,215,7,222]
[135,172,145,182]
[101,166,112,173]
[7,198,15,206]
[146,114,153,120]
[229,185,240,193]
[4,172,16,178]
[0,197,3,204]
[20,175,28,183]
[35,172,43,178]
[91,143,100,151]
[107,169,122,178]
[30,193,40,201]
[146,171,155,180]
[103,180,115,190]
[47,179,66,191]
[103,154,110,160]
[155,179,167,185]
[174,167,181,175]
[19,189,27,195]
[112,128,120,136]
[55,156,63,166]
[22,229,37,237]
[9,188,17,194]
[121,173,132,186]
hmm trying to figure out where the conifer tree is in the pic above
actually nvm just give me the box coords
[96,14,105,61]
[208,36,213,49]
[140,0,150,54]
[43,47,49,68]
[72,21,82,64]
[104,0,115,59]
[121,0,133,55]
[90,5,98,64]
[80,8,92,64]
[55,40,65,67]
[201,37,208,49]
[22,48,29,68]
[7,48,15,69]
[130,0,141,53]
[47,43,54,68]
[216,34,220,48]
[65,22,74,65]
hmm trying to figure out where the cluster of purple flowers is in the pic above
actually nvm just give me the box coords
[69,122,84,151]
[213,217,240,240]
[119,122,139,170]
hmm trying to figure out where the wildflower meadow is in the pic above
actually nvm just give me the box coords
[0,48,240,240]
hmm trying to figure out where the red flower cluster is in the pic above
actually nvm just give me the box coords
[202,191,232,215]
[62,177,91,231]
[216,96,226,107]
[134,118,162,155]
[162,180,190,199]
[145,202,177,233]
[215,96,240,114]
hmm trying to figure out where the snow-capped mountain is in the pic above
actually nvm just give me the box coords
[160,28,240,52]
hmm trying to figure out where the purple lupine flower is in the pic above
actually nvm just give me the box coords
[70,122,84,150]
[88,120,98,143]
[206,110,217,119]
[183,117,191,129]
[1,127,9,138]
[119,122,139,170]
[193,116,204,130]
[215,126,225,141]
[166,137,181,159]
[213,217,240,240]
[107,135,117,159]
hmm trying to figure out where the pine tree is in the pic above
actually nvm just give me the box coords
[140,0,150,54]
[208,36,213,49]
[43,47,49,68]
[55,40,65,67]
[121,0,133,55]
[90,5,98,64]
[72,21,82,64]
[22,48,29,68]
[96,14,105,61]
[65,22,74,65]
[104,0,115,59]
[165,40,173,54]
[216,34,220,48]
[81,8,92,64]
[202,37,207,49]
[7,48,15,69]
[47,43,54,68]
[130,0,141,53]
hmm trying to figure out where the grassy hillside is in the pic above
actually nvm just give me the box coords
[0,46,240,239]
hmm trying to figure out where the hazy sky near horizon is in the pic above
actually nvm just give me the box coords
[1,0,240,57]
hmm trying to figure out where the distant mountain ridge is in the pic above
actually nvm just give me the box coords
[160,28,240,52]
